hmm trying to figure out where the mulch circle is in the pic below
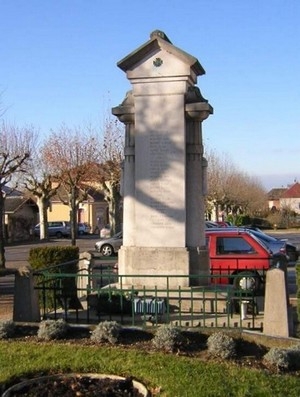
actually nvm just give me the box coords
[2,374,148,396]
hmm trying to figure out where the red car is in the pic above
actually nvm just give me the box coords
[215,221,232,227]
[206,229,287,291]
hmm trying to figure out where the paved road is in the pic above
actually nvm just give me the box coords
[267,230,300,297]
[1,235,100,296]
[4,235,99,269]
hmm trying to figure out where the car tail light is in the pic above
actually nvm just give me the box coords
[279,247,286,255]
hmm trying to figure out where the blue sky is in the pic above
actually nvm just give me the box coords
[1,0,299,190]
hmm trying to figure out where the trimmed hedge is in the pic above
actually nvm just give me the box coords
[28,246,79,271]
[28,246,81,310]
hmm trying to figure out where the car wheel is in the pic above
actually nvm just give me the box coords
[56,231,63,238]
[100,244,114,257]
[233,271,260,293]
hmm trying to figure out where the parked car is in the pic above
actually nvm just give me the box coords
[245,228,298,262]
[77,222,91,235]
[34,221,70,238]
[205,221,221,228]
[95,229,287,292]
[95,232,123,256]
[215,221,232,227]
[206,229,288,291]
[217,226,299,263]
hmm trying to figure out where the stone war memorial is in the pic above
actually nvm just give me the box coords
[112,31,213,288]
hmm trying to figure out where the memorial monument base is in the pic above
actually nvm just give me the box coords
[118,246,210,289]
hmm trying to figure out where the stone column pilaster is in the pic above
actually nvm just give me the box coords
[185,103,212,248]
[112,93,135,254]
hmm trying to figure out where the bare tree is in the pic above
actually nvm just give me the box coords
[43,124,101,245]
[23,148,60,240]
[205,150,236,220]
[97,116,124,235]
[205,149,267,222]
[0,122,36,268]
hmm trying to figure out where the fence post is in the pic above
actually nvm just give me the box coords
[263,266,293,337]
[13,266,40,322]
[78,252,93,298]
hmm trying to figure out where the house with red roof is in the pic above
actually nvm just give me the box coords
[280,182,300,214]
[267,187,288,211]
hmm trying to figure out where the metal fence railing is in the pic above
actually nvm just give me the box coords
[33,261,264,332]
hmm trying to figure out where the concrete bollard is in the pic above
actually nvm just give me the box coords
[240,301,248,320]
[77,252,93,298]
[13,266,40,322]
[263,267,293,337]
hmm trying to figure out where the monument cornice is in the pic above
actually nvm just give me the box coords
[111,106,135,123]
[185,102,213,121]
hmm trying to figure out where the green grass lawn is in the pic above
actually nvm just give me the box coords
[1,340,300,397]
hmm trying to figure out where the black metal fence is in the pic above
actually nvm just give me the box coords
[33,259,265,332]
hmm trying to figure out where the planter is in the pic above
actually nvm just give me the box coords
[87,292,132,315]
[2,373,149,396]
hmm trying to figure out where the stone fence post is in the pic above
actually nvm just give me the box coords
[263,266,293,337]
[13,266,40,322]
[77,252,94,298]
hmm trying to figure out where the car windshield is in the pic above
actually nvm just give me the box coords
[249,230,279,243]
[113,232,122,239]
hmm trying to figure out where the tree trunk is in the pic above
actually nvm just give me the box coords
[70,186,77,246]
[37,196,49,240]
[106,183,122,236]
[0,192,5,268]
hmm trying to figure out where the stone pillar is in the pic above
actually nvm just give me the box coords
[112,31,213,289]
[13,267,40,322]
[77,252,93,298]
[112,92,135,243]
[185,101,211,282]
[263,267,293,337]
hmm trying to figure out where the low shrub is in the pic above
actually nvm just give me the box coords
[0,320,15,339]
[29,246,81,311]
[37,319,69,341]
[207,331,236,359]
[28,246,79,270]
[152,324,183,352]
[90,321,122,344]
[264,344,300,371]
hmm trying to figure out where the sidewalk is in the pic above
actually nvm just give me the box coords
[0,294,13,320]
[0,275,14,321]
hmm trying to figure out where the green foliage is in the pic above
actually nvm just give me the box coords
[28,246,80,311]
[152,324,183,352]
[207,331,236,359]
[37,319,69,341]
[28,246,79,270]
[227,214,244,226]
[0,320,15,339]
[90,321,122,344]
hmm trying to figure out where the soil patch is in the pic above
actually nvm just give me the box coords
[3,374,145,396]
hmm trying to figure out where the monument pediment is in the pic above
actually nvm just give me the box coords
[117,30,205,80]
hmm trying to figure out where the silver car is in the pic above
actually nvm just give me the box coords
[95,232,123,256]
[34,221,70,238]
